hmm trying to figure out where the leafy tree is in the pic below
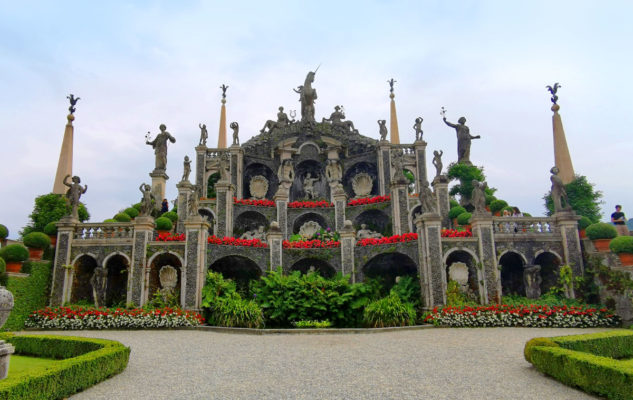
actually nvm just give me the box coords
[543,175,603,222]
[21,194,89,236]
[403,169,415,193]
[447,163,485,202]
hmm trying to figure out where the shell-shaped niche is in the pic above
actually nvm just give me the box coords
[159,265,178,290]
[352,172,373,198]
[249,175,269,200]
[299,221,321,240]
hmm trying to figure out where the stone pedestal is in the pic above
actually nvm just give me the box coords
[432,177,450,228]
[183,216,210,309]
[150,171,169,205]
[332,187,347,232]
[128,216,154,307]
[471,214,500,304]
[274,189,290,239]
[414,140,428,192]
[339,220,356,282]
[377,142,391,196]
[390,181,410,235]
[415,214,445,308]
[267,223,283,270]
[0,286,14,380]
[50,216,78,306]
[0,341,14,380]
[176,181,193,234]
[215,181,235,237]
[554,211,584,276]
[195,145,206,194]
[229,146,244,199]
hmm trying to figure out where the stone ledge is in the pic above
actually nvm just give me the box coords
[186,324,434,335]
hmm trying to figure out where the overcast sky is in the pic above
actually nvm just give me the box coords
[1,1,632,239]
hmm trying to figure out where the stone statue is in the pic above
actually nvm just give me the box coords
[181,156,191,182]
[546,83,561,105]
[220,84,229,99]
[391,150,406,182]
[261,106,291,133]
[471,180,488,214]
[303,172,320,199]
[67,94,80,115]
[322,105,357,133]
[63,175,87,219]
[442,116,480,165]
[432,150,443,178]
[277,159,295,184]
[356,223,383,240]
[550,166,572,212]
[294,69,318,122]
[413,117,423,141]
[420,182,437,214]
[188,185,200,217]
[241,225,267,243]
[325,159,343,183]
[230,122,239,146]
[351,173,373,198]
[219,153,230,182]
[387,78,396,93]
[146,124,176,171]
[198,123,208,146]
[139,183,154,217]
[523,264,542,299]
[89,266,108,308]
[249,176,269,200]
[378,120,388,141]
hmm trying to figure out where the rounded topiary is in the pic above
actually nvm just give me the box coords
[448,206,467,219]
[449,199,459,209]
[124,207,139,219]
[489,199,509,214]
[132,203,142,211]
[43,221,58,236]
[502,206,515,215]
[162,211,178,223]
[485,194,496,206]
[457,212,472,226]
[155,217,173,231]
[103,218,117,223]
[23,232,51,249]
[578,216,592,231]
[586,223,618,240]
[522,212,532,217]
[0,224,8,239]
[609,236,633,254]
[113,213,132,223]
[0,244,29,262]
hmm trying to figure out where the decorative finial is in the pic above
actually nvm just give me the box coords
[220,84,229,100]
[387,78,396,94]
[67,94,80,115]
[546,83,561,105]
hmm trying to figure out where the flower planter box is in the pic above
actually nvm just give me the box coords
[49,235,57,246]
[28,248,43,261]
[6,261,22,273]
[157,230,170,236]
[618,253,633,266]
[592,238,612,252]
[579,229,586,239]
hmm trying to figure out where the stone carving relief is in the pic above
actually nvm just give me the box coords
[89,266,108,308]
[523,264,542,299]
[299,221,321,240]
[448,262,469,291]
[351,173,373,198]
[249,175,269,200]
[356,224,383,240]
[240,225,267,243]
[159,265,178,299]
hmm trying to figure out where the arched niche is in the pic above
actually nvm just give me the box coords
[361,252,418,291]
[243,163,277,199]
[291,159,327,201]
[343,161,378,198]
[499,251,526,296]
[534,251,562,295]
[148,252,183,303]
[198,208,215,236]
[209,255,263,294]
[207,172,220,199]
[71,255,98,304]
[290,258,336,278]
[444,249,480,300]
[292,212,329,235]
[234,211,270,237]
[354,209,391,236]
[104,254,129,307]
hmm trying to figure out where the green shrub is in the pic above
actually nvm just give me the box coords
[0,258,5,274]
[578,216,592,230]
[456,212,472,225]
[132,203,142,211]
[293,320,332,329]
[586,222,617,240]
[363,293,416,328]
[162,211,178,223]
[21,193,89,236]
[446,279,474,307]
[0,224,8,239]
[0,258,6,287]
[3,261,52,331]
[524,337,558,363]
[23,232,51,250]
[448,206,467,219]
[543,175,603,223]
[43,221,58,236]
[103,219,117,223]
[447,163,486,202]
[522,212,532,217]
[449,199,459,208]
[0,244,29,262]
[155,217,173,231]
[489,199,508,213]
[208,292,264,328]
[113,213,132,223]
[124,207,139,219]
[390,275,422,309]
[484,194,496,205]
[609,236,633,254]
[502,206,514,214]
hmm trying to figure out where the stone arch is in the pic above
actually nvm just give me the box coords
[292,212,329,235]
[234,210,270,237]
[148,252,183,306]
[354,209,391,236]
[209,255,263,294]
[297,141,321,156]
[343,161,379,198]
[198,207,216,236]
[103,254,129,307]
[410,204,422,232]
[444,248,481,301]
[243,163,277,199]
[533,251,562,295]
[290,258,336,278]
[499,251,526,296]
[361,252,418,290]
[206,171,221,198]
[71,254,98,304]
[103,251,131,267]
[291,159,327,201]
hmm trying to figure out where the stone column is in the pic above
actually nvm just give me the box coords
[183,216,210,309]
[339,220,356,282]
[414,140,428,192]
[149,171,168,205]
[229,146,243,199]
[471,214,500,304]
[415,214,445,308]
[214,181,235,237]
[176,180,193,234]
[273,190,289,239]
[332,186,347,232]
[267,222,283,270]
[128,216,154,307]
[377,142,391,196]
[195,145,206,193]
[390,181,410,235]
[432,176,450,228]
[554,211,584,276]
[50,217,77,306]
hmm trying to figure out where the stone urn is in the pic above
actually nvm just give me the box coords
[0,286,15,380]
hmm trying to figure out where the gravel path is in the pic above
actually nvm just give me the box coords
[32,327,610,399]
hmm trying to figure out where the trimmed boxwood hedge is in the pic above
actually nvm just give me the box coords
[124,207,139,219]
[0,333,130,399]
[3,261,52,332]
[155,217,173,231]
[586,222,618,240]
[609,235,633,254]
[448,206,467,219]
[489,199,508,213]
[113,213,132,223]
[0,244,29,263]
[578,216,592,231]
[456,212,472,226]
[161,211,178,223]
[22,232,51,250]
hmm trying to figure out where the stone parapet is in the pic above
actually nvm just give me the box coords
[183,217,210,309]
[471,214,500,304]
[50,216,79,306]
[415,213,445,308]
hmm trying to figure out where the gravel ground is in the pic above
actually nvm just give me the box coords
[30,327,611,399]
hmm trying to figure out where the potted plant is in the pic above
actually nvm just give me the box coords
[457,212,472,230]
[23,232,51,261]
[577,216,592,239]
[162,211,178,224]
[113,213,132,223]
[0,224,8,247]
[585,222,618,252]
[155,217,173,235]
[124,207,139,220]
[489,200,508,216]
[43,221,58,246]
[448,206,467,227]
[609,236,633,266]
[0,243,29,273]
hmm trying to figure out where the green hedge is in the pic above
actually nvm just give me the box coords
[155,217,172,231]
[525,330,633,399]
[489,199,508,213]
[113,213,131,223]
[0,245,28,263]
[124,207,139,219]
[3,262,52,332]
[609,236,633,254]
[586,222,618,240]
[42,222,57,236]
[0,333,130,399]
[456,212,472,225]
[448,206,467,219]
[22,232,50,250]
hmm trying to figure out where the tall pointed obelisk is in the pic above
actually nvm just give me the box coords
[217,84,228,149]
[53,95,80,194]
[388,78,400,144]
[547,83,575,184]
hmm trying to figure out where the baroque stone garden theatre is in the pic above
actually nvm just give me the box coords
[50,71,583,310]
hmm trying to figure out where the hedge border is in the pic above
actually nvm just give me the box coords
[3,261,52,332]
[0,333,130,400]
[525,330,633,399]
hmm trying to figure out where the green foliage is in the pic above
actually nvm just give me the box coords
[0,258,4,274]
[544,175,603,222]
[489,199,508,213]
[578,216,592,230]
[103,219,116,223]
[161,211,178,223]
[3,261,52,331]
[446,280,474,307]
[362,292,416,328]
[207,172,220,198]
[113,213,131,223]
[123,207,139,219]
[501,206,514,214]
[22,232,51,250]
[21,194,89,236]
[144,289,180,309]
[501,293,585,307]
[586,222,618,240]
[524,337,558,363]
[43,221,57,236]
[609,236,633,254]
[448,206,467,219]
[200,271,263,328]
[484,194,496,205]
[0,224,8,239]
[447,163,486,201]
[456,212,472,225]
[449,199,459,208]
[0,244,29,262]
[0,258,6,287]
[522,212,532,217]
[293,320,332,328]
[0,333,130,399]
[288,233,303,242]
[389,275,422,309]
[155,217,173,231]
[132,203,142,211]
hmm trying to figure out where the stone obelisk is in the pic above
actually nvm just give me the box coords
[388,78,400,144]
[547,83,575,184]
[217,84,228,149]
[53,95,79,194]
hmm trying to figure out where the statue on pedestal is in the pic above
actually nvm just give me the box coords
[432,150,443,178]
[471,180,488,214]
[294,69,318,122]
[356,224,383,240]
[198,123,208,146]
[146,124,176,171]
[413,117,423,141]
[391,150,406,182]
[420,182,437,214]
[303,173,320,199]
[219,153,231,182]
[230,122,239,146]
[442,113,480,165]
[261,106,291,133]
[139,183,154,217]
[181,156,191,182]
[322,105,357,133]
[67,94,80,115]
[325,159,343,184]
[378,120,388,141]
[550,166,572,212]
[523,265,542,299]
[188,185,200,217]
[277,159,295,185]
[63,175,87,219]
[89,267,108,308]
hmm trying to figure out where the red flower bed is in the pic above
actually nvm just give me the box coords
[234,198,276,207]
[207,235,268,248]
[347,195,390,207]
[282,239,340,249]
[288,200,333,208]
[356,232,418,247]
[156,232,186,242]
[441,228,473,238]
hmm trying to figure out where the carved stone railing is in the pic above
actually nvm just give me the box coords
[73,223,134,240]
[205,149,228,160]
[391,144,415,155]
[493,217,555,235]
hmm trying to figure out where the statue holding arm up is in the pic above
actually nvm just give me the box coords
[442,115,480,165]
[63,175,87,219]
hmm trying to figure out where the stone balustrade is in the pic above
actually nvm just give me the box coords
[492,217,554,235]
[205,149,227,159]
[74,223,134,240]
[391,144,415,155]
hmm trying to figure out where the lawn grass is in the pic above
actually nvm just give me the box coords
[8,355,61,377]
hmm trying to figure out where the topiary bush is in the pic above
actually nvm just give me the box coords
[155,217,173,231]
[363,292,416,328]
[0,244,29,262]
[578,216,592,231]
[609,236,633,254]
[43,221,58,236]
[21,193,89,236]
[0,258,7,286]
[449,199,459,209]
[23,232,51,250]
[103,219,117,223]
[124,207,139,219]
[489,199,508,214]
[586,223,618,240]
[162,211,178,223]
[3,261,52,331]
[0,224,8,240]
[113,213,132,223]
[502,206,515,214]
[448,206,467,219]
[457,212,472,226]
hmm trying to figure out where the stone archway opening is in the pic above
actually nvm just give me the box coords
[362,252,417,292]
[292,212,329,235]
[343,161,378,199]
[234,211,269,238]
[209,255,262,295]
[71,255,98,304]
[104,254,129,307]
[445,250,480,300]
[291,159,327,201]
[149,253,183,304]
[354,209,391,236]
[207,172,220,199]
[198,209,215,236]
[499,252,525,297]
[534,251,561,294]
[290,258,336,278]
[243,163,277,199]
